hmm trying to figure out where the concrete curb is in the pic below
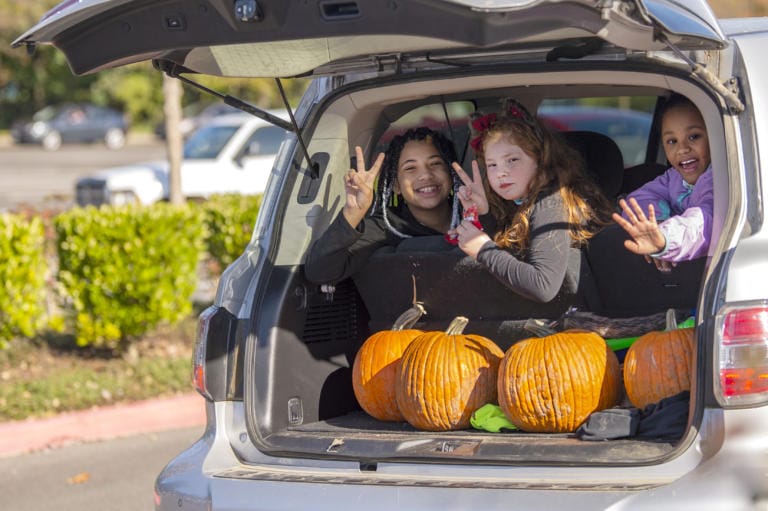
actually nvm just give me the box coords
[0,392,206,458]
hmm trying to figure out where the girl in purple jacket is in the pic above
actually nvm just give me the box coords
[613,94,713,272]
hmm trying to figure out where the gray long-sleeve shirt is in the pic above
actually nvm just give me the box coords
[476,189,580,303]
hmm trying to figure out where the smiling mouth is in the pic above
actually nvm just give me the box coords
[678,158,698,172]
[415,185,439,195]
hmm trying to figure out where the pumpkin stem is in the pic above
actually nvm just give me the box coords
[665,308,678,331]
[523,318,557,337]
[446,316,469,335]
[391,302,426,331]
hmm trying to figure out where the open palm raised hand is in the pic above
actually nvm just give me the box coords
[612,198,667,256]
[451,160,489,215]
[342,146,386,227]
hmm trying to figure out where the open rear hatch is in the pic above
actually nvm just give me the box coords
[14,0,725,78]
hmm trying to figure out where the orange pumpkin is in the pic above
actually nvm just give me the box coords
[623,309,695,409]
[498,329,621,433]
[395,317,503,431]
[352,304,425,421]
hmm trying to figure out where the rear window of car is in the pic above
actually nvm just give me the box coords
[376,101,475,157]
[537,97,655,167]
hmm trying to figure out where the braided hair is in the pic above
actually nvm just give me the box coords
[374,127,462,238]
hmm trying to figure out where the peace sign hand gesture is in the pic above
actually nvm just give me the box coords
[451,160,489,215]
[343,146,386,228]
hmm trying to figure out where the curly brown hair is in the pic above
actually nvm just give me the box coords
[474,116,614,252]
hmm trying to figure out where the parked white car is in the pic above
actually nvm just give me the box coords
[75,112,287,206]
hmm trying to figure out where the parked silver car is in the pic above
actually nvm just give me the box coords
[15,1,768,510]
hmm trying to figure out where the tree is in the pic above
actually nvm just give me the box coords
[163,75,184,205]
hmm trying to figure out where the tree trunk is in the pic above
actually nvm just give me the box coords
[163,75,184,205]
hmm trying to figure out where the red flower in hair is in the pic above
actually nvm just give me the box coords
[471,112,497,133]
[469,112,497,152]
[507,106,524,119]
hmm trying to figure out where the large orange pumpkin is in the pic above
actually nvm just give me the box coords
[396,316,504,431]
[352,304,425,421]
[623,309,695,409]
[497,330,621,433]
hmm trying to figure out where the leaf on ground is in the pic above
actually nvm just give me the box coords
[67,471,91,485]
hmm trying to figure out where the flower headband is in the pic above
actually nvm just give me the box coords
[468,98,542,152]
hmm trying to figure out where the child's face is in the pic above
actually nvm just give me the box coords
[483,135,537,201]
[393,140,452,212]
[661,104,711,185]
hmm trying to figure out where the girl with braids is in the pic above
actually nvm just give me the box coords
[449,99,614,302]
[305,127,462,285]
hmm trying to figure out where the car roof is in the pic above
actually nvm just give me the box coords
[14,0,726,78]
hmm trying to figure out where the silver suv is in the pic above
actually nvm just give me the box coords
[16,1,768,509]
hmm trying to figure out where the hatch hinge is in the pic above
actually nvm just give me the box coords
[153,59,319,178]
[657,34,745,114]
[373,53,403,74]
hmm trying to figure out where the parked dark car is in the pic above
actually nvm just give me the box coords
[11,102,128,150]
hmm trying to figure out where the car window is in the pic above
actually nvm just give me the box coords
[32,105,58,122]
[376,101,475,156]
[183,124,240,159]
[537,98,655,167]
[244,125,286,156]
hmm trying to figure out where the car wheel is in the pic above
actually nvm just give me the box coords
[104,128,126,149]
[42,130,62,151]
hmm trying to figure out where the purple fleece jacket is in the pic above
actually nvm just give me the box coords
[625,165,713,262]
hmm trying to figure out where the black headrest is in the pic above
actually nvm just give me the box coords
[561,130,624,199]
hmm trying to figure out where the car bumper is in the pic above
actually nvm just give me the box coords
[76,179,109,206]
[155,404,767,511]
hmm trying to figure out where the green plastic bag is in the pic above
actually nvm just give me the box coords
[470,404,518,433]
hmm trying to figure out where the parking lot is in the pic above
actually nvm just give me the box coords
[0,133,166,212]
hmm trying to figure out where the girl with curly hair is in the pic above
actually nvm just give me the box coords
[450,99,613,302]
[305,127,462,284]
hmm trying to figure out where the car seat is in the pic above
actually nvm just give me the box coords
[620,161,667,195]
[560,130,624,200]
[584,223,705,317]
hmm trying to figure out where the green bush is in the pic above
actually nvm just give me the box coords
[0,214,49,347]
[54,204,205,350]
[201,193,262,270]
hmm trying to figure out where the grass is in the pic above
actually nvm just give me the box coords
[0,315,198,422]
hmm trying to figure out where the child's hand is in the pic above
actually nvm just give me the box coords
[454,217,491,259]
[452,160,489,215]
[612,197,667,255]
[343,146,385,227]
[445,205,483,245]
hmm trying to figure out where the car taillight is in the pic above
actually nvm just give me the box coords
[715,302,768,407]
[193,305,218,401]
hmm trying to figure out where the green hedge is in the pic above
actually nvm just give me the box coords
[201,193,262,270]
[54,204,205,349]
[0,214,49,347]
